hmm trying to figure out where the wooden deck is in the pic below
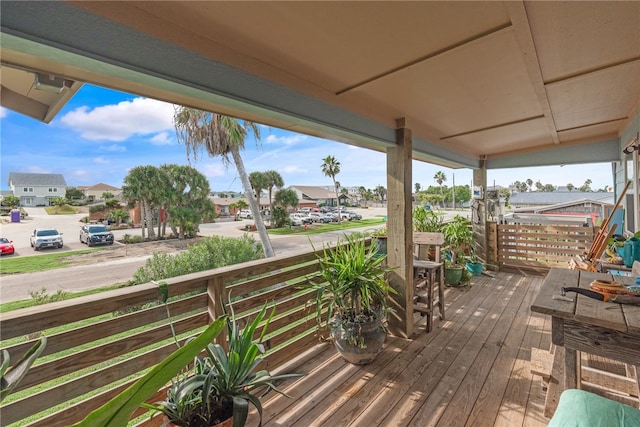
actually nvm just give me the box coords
[259,271,552,427]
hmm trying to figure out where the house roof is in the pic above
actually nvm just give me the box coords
[290,186,337,200]
[85,183,120,191]
[8,172,67,187]
[1,1,637,171]
[509,190,613,206]
[532,198,613,214]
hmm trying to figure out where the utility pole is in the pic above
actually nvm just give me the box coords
[452,173,456,210]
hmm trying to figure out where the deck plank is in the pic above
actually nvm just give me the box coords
[259,271,553,427]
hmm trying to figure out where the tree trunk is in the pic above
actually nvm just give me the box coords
[231,147,275,257]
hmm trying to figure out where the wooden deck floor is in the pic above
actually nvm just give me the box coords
[260,271,552,427]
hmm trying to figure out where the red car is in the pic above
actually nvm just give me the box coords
[0,237,15,255]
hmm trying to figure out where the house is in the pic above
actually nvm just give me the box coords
[7,172,67,207]
[210,196,270,217]
[509,190,613,210]
[80,183,121,202]
[289,185,342,208]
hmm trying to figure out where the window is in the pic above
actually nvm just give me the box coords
[23,187,33,192]
[48,188,58,193]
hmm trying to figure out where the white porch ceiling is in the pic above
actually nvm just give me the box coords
[1,1,638,170]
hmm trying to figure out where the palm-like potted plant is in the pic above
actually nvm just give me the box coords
[442,215,473,285]
[144,302,302,427]
[308,234,395,364]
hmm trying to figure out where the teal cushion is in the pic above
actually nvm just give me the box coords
[548,389,640,427]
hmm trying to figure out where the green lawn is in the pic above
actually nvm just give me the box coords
[44,204,78,214]
[269,218,385,235]
[0,248,104,275]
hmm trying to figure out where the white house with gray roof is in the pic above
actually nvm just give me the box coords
[7,172,67,207]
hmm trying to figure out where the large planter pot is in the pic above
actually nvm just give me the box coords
[445,265,464,285]
[466,261,483,276]
[331,313,386,365]
[373,237,387,256]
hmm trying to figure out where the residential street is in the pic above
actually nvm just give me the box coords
[0,206,464,303]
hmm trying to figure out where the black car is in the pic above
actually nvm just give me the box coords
[80,224,115,247]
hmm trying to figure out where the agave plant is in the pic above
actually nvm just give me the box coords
[145,301,302,427]
[309,234,395,329]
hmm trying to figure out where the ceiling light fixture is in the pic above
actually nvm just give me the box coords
[33,72,67,94]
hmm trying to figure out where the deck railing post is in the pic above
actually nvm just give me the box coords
[207,276,228,351]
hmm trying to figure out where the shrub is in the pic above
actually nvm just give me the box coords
[122,234,144,244]
[89,204,106,214]
[132,235,263,284]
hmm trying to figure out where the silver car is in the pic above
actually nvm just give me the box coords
[30,228,64,251]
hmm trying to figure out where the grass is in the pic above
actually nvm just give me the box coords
[268,218,385,235]
[0,248,105,275]
[44,204,78,214]
[0,284,124,314]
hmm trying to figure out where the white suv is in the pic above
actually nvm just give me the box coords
[30,228,64,251]
[238,209,252,219]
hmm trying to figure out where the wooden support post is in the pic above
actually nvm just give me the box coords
[386,118,413,338]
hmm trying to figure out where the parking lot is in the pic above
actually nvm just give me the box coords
[0,206,391,257]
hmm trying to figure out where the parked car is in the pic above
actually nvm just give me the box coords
[324,213,339,222]
[338,210,352,221]
[309,212,331,223]
[0,238,15,255]
[80,224,115,247]
[346,211,362,220]
[290,213,312,225]
[238,209,252,219]
[30,228,63,251]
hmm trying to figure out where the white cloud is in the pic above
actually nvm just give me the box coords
[283,165,307,173]
[264,133,307,146]
[201,163,227,178]
[149,132,173,145]
[93,156,109,164]
[59,97,175,141]
[100,144,127,152]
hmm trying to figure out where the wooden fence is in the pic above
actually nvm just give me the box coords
[492,222,597,274]
[0,248,328,427]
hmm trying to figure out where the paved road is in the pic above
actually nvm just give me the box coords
[0,206,466,303]
[0,207,389,303]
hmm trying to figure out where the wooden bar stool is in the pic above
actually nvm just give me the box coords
[412,232,446,332]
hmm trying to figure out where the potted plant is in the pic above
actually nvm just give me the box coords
[412,206,443,232]
[144,302,301,427]
[465,249,484,276]
[442,215,473,285]
[307,234,395,365]
[369,226,388,256]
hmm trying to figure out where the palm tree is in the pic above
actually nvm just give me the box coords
[274,188,299,211]
[374,185,386,203]
[358,186,367,207]
[414,182,421,194]
[567,183,574,192]
[51,196,68,213]
[264,170,284,213]
[321,155,341,212]
[122,165,164,240]
[526,178,533,191]
[434,171,447,194]
[174,107,275,257]
[249,171,268,206]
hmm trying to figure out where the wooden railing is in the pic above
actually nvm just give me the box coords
[492,222,597,274]
[0,248,328,427]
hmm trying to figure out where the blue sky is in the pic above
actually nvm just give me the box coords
[1,84,614,193]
